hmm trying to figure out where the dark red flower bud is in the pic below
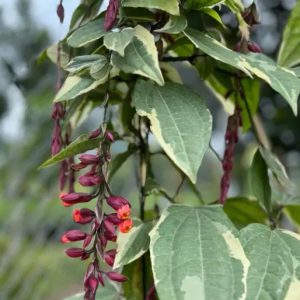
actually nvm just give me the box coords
[51,103,65,120]
[60,192,93,206]
[73,208,95,224]
[146,285,156,300]
[247,41,262,53]
[79,154,100,164]
[84,263,95,287]
[79,174,103,187]
[103,219,116,235]
[83,234,93,248]
[104,249,117,267]
[81,252,91,260]
[65,247,86,258]
[105,131,114,143]
[60,230,87,243]
[98,272,105,286]
[106,196,131,210]
[104,0,120,31]
[88,275,99,295]
[106,272,128,282]
[99,234,107,248]
[89,128,101,139]
[104,231,117,242]
[106,213,122,225]
[71,162,87,171]
[57,2,65,24]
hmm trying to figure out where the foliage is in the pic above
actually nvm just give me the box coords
[38,0,300,299]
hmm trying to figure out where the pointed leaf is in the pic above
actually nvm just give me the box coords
[104,28,135,56]
[259,146,293,190]
[150,205,249,300]
[133,80,212,183]
[90,57,110,80]
[67,18,106,48]
[155,16,187,34]
[278,1,300,67]
[65,55,103,73]
[122,0,180,15]
[185,28,300,114]
[54,75,105,102]
[249,150,271,214]
[114,221,153,268]
[239,224,295,300]
[40,135,102,168]
[111,25,164,85]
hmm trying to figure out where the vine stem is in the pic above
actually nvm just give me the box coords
[138,116,148,298]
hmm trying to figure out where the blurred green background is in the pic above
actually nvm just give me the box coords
[1,0,300,299]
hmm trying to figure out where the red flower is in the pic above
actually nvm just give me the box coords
[79,174,103,187]
[106,271,128,282]
[104,0,120,31]
[118,219,133,233]
[79,154,99,164]
[117,204,131,220]
[73,208,95,224]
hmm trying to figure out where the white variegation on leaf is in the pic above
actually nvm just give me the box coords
[67,18,106,48]
[278,1,300,68]
[185,28,300,115]
[149,205,249,300]
[122,0,180,15]
[133,80,212,183]
[114,221,152,269]
[104,28,134,57]
[155,16,187,34]
[54,75,104,102]
[111,25,164,85]
[65,55,103,73]
[239,224,300,300]
[90,57,110,80]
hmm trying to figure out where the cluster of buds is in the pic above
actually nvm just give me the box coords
[59,129,133,300]
[104,0,120,31]
[220,106,241,204]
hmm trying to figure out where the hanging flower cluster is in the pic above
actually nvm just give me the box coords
[59,129,133,300]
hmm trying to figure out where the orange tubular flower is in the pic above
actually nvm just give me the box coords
[118,219,133,233]
[117,204,131,220]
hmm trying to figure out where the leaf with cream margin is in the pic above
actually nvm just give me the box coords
[114,221,153,268]
[122,0,179,15]
[54,75,105,102]
[65,55,103,73]
[104,28,135,56]
[155,15,187,34]
[239,224,299,300]
[67,18,106,48]
[278,0,300,68]
[111,25,164,85]
[149,205,250,300]
[133,80,212,183]
[185,28,300,115]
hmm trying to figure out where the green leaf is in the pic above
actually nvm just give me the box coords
[238,78,260,132]
[292,66,300,77]
[150,205,249,300]
[108,145,138,180]
[65,55,103,73]
[122,0,180,15]
[239,224,297,300]
[285,205,300,229]
[200,8,225,27]
[40,135,102,168]
[155,16,187,34]
[249,150,271,214]
[89,57,110,80]
[64,279,121,300]
[133,80,212,183]
[224,197,267,228]
[185,28,300,114]
[184,0,223,9]
[54,75,104,102]
[259,146,293,190]
[114,221,153,268]
[46,43,70,68]
[67,18,106,48]
[111,25,164,85]
[278,0,300,67]
[104,28,135,56]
